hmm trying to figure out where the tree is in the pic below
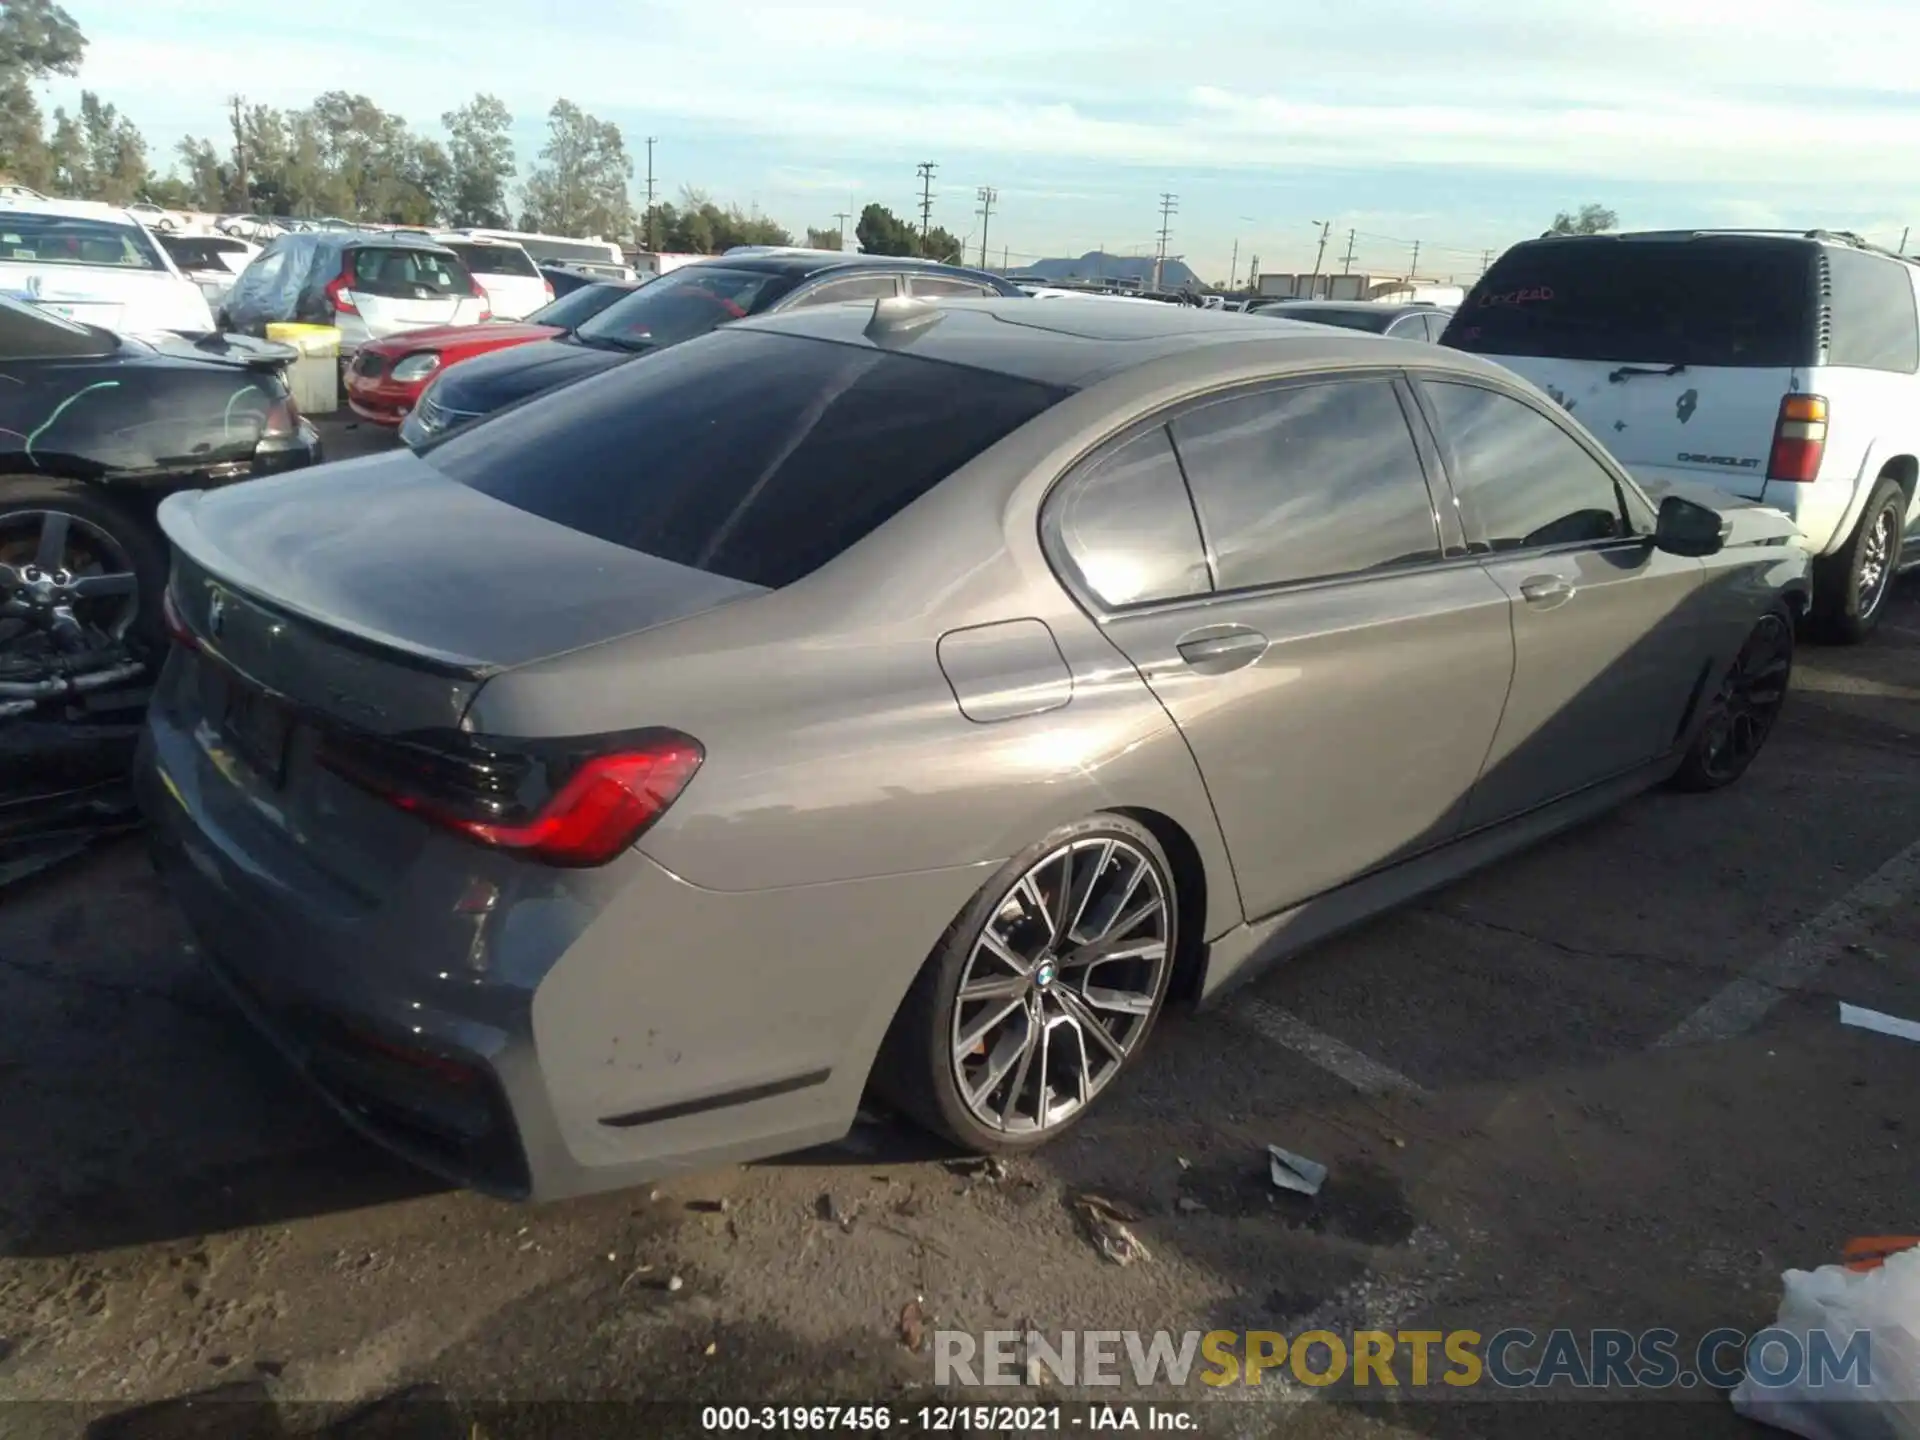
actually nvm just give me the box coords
[442,93,513,227]
[1549,204,1618,236]
[44,91,147,202]
[174,135,228,211]
[519,99,631,239]
[0,0,86,189]
[922,224,964,263]
[855,202,914,256]
[805,224,841,250]
[648,188,790,253]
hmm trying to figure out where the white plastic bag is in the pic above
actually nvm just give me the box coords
[1732,1246,1920,1440]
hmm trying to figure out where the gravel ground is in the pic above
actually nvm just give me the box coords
[2,419,1916,1437]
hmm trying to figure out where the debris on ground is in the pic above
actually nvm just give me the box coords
[1839,1002,1920,1045]
[1845,942,1891,962]
[816,1193,857,1230]
[1071,1194,1152,1266]
[1176,1196,1207,1216]
[948,1156,1009,1183]
[666,1274,685,1293]
[1268,1144,1329,1197]
[899,1299,925,1352]
[703,1341,717,1357]
[1176,1156,1192,1171]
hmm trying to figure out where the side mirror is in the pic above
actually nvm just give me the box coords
[1654,494,1728,557]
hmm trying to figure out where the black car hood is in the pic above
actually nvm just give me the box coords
[427,337,630,416]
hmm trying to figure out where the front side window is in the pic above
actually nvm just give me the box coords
[1421,381,1633,551]
[1170,378,1442,591]
[424,329,1068,590]
[1049,427,1212,607]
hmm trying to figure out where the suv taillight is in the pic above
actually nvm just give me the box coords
[1767,394,1827,483]
[324,271,359,315]
[318,727,703,868]
[469,277,492,321]
[542,279,556,304]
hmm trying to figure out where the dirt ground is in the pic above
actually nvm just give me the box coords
[2,417,1916,1438]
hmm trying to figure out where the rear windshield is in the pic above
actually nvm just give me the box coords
[424,329,1070,589]
[574,265,795,353]
[349,246,471,300]
[161,237,248,268]
[443,242,540,278]
[0,292,117,358]
[0,213,165,271]
[1274,307,1394,333]
[524,282,635,329]
[1443,238,1816,367]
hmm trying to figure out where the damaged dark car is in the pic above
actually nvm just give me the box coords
[0,294,322,882]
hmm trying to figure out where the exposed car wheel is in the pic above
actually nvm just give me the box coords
[1669,607,1793,792]
[1813,477,1906,643]
[875,814,1178,1152]
[0,478,169,657]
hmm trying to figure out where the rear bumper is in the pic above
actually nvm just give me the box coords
[132,680,973,1200]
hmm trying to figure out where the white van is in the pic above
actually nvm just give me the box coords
[1444,230,1920,640]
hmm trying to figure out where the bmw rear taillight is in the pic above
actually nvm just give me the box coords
[324,270,359,315]
[318,728,703,868]
[1767,394,1828,483]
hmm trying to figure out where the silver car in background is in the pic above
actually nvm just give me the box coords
[137,298,1809,1200]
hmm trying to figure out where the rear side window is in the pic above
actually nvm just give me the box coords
[910,275,998,298]
[1170,378,1441,591]
[1826,248,1919,372]
[424,330,1069,589]
[1444,239,1816,367]
[1422,381,1632,550]
[574,265,797,352]
[350,247,470,299]
[789,274,898,308]
[1049,427,1211,607]
[444,242,540,279]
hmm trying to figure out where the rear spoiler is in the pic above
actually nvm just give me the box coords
[179,332,300,371]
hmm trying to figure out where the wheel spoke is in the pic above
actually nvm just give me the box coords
[1061,840,1113,947]
[956,995,1026,1057]
[958,972,1028,1003]
[1057,1010,1093,1108]
[1032,1010,1055,1127]
[967,1012,1033,1114]
[1056,987,1128,1064]
[70,571,136,598]
[977,927,1034,977]
[995,1006,1039,1126]
[1061,936,1167,970]
[1014,874,1051,933]
[34,511,69,572]
[1082,984,1156,1017]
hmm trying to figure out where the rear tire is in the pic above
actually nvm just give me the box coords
[873,814,1178,1154]
[1812,477,1905,643]
[0,477,170,657]
[1669,605,1794,792]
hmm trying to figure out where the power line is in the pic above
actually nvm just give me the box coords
[1154,193,1178,290]
[976,186,997,270]
[916,162,938,256]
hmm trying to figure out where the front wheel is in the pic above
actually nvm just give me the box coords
[1813,477,1906,643]
[1669,607,1793,792]
[874,814,1178,1152]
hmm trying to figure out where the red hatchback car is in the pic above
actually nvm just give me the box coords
[342,279,642,426]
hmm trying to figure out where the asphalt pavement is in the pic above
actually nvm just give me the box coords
[1,420,1916,1438]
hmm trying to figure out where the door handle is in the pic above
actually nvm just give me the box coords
[1176,628,1268,673]
[1518,574,1575,607]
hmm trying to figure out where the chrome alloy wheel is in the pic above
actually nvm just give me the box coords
[1857,502,1897,619]
[949,836,1171,1136]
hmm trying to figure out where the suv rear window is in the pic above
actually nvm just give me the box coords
[1443,238,1816,367]
[443,242,540,279]
[423,329,1070,589]
[349,247,470,299]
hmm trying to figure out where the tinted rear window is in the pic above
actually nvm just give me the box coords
[524,282,634,330]
[1273,307,1394,333]
[1443,239,1815,367]
[444,242,540,278]
[349,247,470,299]
[574,265,795,353]
[424,329,1070,589]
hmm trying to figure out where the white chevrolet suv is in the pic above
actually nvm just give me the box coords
[1444,230,1919,641]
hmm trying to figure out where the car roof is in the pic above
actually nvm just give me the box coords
[693,251,1011,285]
[736,295,1511,391]
[0,197,139,224]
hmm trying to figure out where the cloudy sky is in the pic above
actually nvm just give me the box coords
[47,0,1920,280]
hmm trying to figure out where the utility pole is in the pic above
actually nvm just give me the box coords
[227,95,249,212]
[643,137,658,251]
[1154,193,1178,291]
[916,162,938,255]
[1409,239,1421,283]
[1003,243,1009,269]
[1341,228,1357,274]
[1308,220,1332,295]
[1228,237,1238,291]
[1481,248,1493,273]
[833,211,852,252]
[1248,253,1260,293]
[976,186,997,269]
[1902,226,1912,256]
